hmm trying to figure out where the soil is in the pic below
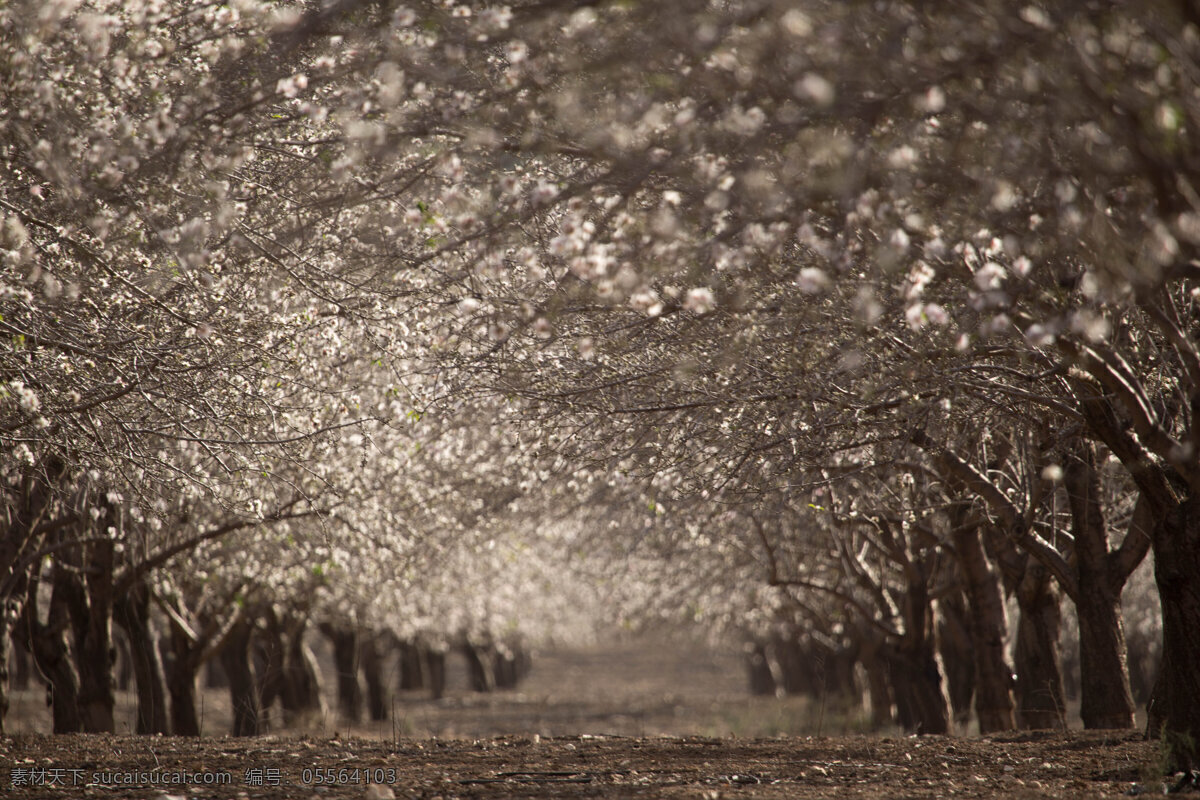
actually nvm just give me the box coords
[0,729,1164,799]
[0,633,1171,798]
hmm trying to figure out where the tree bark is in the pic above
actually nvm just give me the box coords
[219,617,261,736]
[1064,443,1137,729]
[936,589,975,731]
[744,640,778,696]
[888,578,949,735]
[397,639,426,691]
[426,647,446,700]
[952,521,1016,733]
[0,459,66,734]
[360,633,389,721]
[885,640,949,735]
[282,617,323,720]
[855,624,894,729]
[67,534,116,733]
[462,640,496,693]
[19,566,82,733]
[164,620,201,736]
[0,599,16,733]
[113,579,169,735]
[1146,492,1200,770]
[1013,562,1066,729]
[321,623,363,722]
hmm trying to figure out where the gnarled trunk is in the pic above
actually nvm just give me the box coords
[952,521,1015,733]
[283,618,323,720]
[19,567,82,733]
[360,634,389,721]
[1014,562,1066,729]
[888,579,949,735]
[220,618,261,736]
[462,640,495,693]
[113,579,169,735]
[1146,493,1200,770]
[885,640,949,735]
[1064,444,1137,730]
[68,535,115,733]
[936,589,975,731]
[164,620,201,736]
[321,623,363,722]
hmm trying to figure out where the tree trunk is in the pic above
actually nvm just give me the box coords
[888,578,949,735]
[745,641,778,696]
[1065,444,1137,729]
[321,624,363,722]
[282,618,323,721]
[69,535,115,733]
[1146,493,1200,770]
[165,621,201,736]
[885,640,949,735]
[936,590,975,731]
[360,634,389,721]
[855,625,894,729]
[952,523,1016,733]
[0,600,15,733]
[426,648,446,700]
[113,579,169,735]
[397,639,426,691]
[19,569,83,734]
[462,640,495,693]
[1013,562,1066,729]
[220,618,261,736]
[0,459,66,735]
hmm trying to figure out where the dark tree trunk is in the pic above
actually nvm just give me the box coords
[254,620,283,731]
[165,620,201,736]
[1146,493,1200,770]
[462,640,495,693]
[426,648,446,700]
[1065,444,1137,730]
[0,459,66,734]
[113,629,133,692]
[492,645,520,690]
[113,579,169,735]
[888,579,949,735]
[1076,589,1136,729]
[0,600,16,732]
[936,590,975,730]
[360,634,389,721]
[220,618,261,737]
[19,568,83,734]
[68,534,115,733]
[885,640,949,735]
[282,618,323,720]
[745,641,777,696]
[397,639,426,691]
[13,635,32,690]
[321,624,363,722]
[855,625,894,729]
[952,522,1016,733]
[1013,562,1066,729]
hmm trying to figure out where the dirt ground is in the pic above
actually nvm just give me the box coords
[0,633,1171,798]
[0,729,1164,799]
